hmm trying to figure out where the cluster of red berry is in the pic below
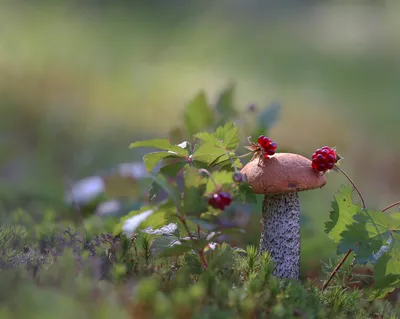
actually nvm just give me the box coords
[206,136,338,211]
[311,146,337,172]
[208,191,232,210]
[257,135,277,159]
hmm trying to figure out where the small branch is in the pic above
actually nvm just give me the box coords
[322,249,352,291]
[198,168,218,188]
[177,215,208,269]
[381,200,400,213]
[198,250,208,269]
[336,166,366,209]
[197,224,201,238]
[177,215,194,239]
[236,151,254,159]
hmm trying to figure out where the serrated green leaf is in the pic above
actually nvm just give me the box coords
[214,122,240,151]
[194,132,224,147]
[143,152,181,172]
[192,143,226,165]
[337,219,382,264]
[215,85,237,118]
[194,123,239,151]
[183,167,207,216]
[324,185,362,243]
[184,91,214,136]
[129,139,188,157]
[355,210,392,241]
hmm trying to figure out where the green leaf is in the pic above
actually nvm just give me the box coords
[192,143,226,165]
[370,250,400,299]
[183,167,207,216]
[147,173,181,209]
[115,206,168,236]
[380,233,400,276]
[187,217,220,231]
[159,242,193,257]
[194,132,224,148]
[324,185,362,243]
[337,218,382,264]
[214,122,240,151]
[159,238,209,257]
[205,171,235,193]
[234,182,257,204]
[129,139,188,157]
[149,161,187,201]
[337,209,397,265]
[184,91,214,136]
[143,152,182,172]
[194,122,239,151]
[215,84,237,119]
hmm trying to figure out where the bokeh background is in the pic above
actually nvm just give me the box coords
[2,0,400,276]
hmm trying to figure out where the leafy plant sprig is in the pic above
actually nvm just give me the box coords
[323,158,400,298]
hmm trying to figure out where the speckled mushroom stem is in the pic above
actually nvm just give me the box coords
[260,192,300,280]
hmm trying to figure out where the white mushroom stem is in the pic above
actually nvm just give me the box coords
[260,192,300,279]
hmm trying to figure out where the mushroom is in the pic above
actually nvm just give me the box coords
[240,153,327,279]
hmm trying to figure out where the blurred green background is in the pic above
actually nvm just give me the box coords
[1,0,400,275]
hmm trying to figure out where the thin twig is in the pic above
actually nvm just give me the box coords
[177,215,208,269]
[381,200,400,213]
[336,166,366,209]
[322,249,352,291]
[198,168,218,189]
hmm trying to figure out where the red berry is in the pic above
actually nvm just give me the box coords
[208,191,232,210]
[266,149,275,156]
[269,142,277,150]
[219,191,232,207]
[258,135,271,148]
[257,135,278,159]
[311,146,337,173]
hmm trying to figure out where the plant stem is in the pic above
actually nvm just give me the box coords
[198,168,218,189]
[322,249,352,291]
[336,166,366,209]
[381,200,400,212]
[236,151,254,159]
[198,250,208,269]
[177,215,208,269]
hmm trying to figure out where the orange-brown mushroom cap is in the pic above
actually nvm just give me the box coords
[240,153,327,194]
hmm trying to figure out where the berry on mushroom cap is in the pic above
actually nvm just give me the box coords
[312,146,337,172]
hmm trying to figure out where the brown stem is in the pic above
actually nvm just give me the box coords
[381,200,400,212]
[336,166,366,209]
[178,215,208,269]
[322,249,352,291]
[198,250,208,269]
